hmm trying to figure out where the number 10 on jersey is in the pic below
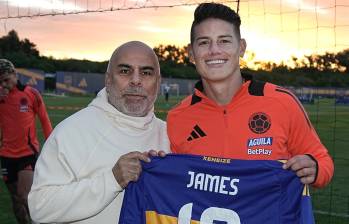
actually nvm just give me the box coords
[178,203,241,224]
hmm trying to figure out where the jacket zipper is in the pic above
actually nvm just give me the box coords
[223,108,229,154]
[223,109,228,128]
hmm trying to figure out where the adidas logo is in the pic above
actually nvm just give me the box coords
[187,125,207,141]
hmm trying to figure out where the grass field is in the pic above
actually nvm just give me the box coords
[304,99,349,224]
[0,95,348,223]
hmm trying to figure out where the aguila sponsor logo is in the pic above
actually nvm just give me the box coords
[247,137,273,147]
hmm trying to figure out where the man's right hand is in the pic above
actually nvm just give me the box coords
[112,151,151,189]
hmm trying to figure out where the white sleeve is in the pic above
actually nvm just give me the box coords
[28,132,123,223]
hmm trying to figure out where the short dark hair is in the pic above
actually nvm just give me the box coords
[190,3,241,43]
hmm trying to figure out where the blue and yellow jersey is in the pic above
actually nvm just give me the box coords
[119,154,314,224]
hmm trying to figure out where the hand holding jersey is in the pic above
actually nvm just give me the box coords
[283,154,317,185]
[113,150,166,189]
[147,149,167,158]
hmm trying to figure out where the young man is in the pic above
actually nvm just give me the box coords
[0,59,52,224]
[28,41,170,223]
[167,3,333,188]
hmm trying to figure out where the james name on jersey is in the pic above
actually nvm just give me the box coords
[187,171,239,196]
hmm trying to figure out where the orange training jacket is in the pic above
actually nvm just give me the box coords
[167,79,334,188]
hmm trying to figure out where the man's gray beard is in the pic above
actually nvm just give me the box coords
[108,94,150,117]
[121,97,149,117]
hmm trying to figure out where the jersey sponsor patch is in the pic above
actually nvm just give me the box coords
[202,156,231,164]
[247,137,273,147]
[19,97,29,112]
[247,148,272,156]
[246,137,273,156]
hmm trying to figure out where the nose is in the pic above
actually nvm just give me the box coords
[209,42,222,55]
[129,71,142,87]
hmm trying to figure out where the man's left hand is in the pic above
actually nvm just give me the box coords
[283,155,317,185]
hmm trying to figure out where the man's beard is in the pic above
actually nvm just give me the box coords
[121,96,149,116]
[108,87,155,117]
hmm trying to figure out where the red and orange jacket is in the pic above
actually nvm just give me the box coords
[167,79,334,188]
[0,82,52,158]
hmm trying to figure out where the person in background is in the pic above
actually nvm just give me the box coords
[0,59,52,224]
[164,84,170,102]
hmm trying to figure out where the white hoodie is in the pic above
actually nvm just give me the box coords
[28,88,170,223]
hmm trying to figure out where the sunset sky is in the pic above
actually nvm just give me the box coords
[0,0,348,66]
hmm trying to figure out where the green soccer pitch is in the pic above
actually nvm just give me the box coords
[0,95,348,224]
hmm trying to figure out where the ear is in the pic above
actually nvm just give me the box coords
[239,39,247,57]
[188,44,195,65]
[105,72,111,91]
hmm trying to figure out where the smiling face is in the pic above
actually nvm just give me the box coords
[189,18,246,83]
[105,42,160,117]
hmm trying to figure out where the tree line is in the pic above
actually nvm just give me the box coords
[0,30,348,87]
[0,30,108,74]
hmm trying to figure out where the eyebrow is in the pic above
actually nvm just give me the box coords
[117,64,132,69]
[195,36,210,41]
[141,66,155,71]
[117,64,155,72]
[195,35,234,41]
[218,35,234,39]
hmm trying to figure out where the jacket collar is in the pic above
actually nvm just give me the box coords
[16,80,26,91]
[191,75,252,108]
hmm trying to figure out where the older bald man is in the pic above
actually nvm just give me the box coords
[28,41,170,223]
